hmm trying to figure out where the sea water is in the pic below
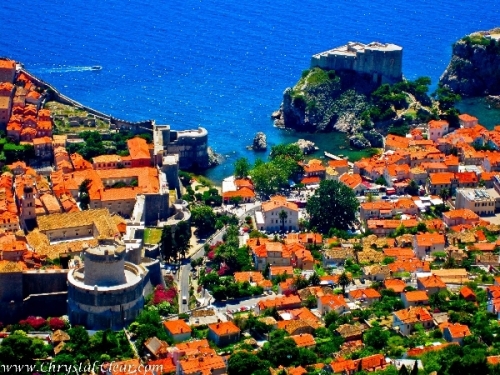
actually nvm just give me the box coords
[1,0,499,182]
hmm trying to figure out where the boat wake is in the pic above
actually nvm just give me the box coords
[33,66,101,73]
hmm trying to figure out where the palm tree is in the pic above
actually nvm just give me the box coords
[366,192,374,202]
[338,271,352,295]
[439,187,450,201]
[279,209,288,231]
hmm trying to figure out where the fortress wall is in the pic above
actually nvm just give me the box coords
[23,292,68,319]
[169,128,209,169]
[144,193,170,226]
[142,257,164,287]
[22,270,68,298]
[0,272,23,303]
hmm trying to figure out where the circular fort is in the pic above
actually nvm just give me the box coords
[67,241,147,330]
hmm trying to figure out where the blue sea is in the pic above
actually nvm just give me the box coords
[1,0,500,182]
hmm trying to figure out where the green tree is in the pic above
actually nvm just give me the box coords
[439,187,451,201]
[279,209,288,231]
[406,180,419,196]
[79,179,92,210]
[160,225,175,262]
[234,157,251,179]
[227,351,271,375]
[337,271,352,295]
[250,159,288,196]
[174,220,191,259]
[309,272,320,286]
[306,180,359,232]
[432,85,461,111]
[190,205,217,233]
[364,323,390,350]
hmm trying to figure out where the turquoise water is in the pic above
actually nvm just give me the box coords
[1,0,500,182]
[456,98,500,130]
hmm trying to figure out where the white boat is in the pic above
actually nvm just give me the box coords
[91,65,102,71]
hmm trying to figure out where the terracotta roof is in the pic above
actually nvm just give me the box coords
[328,159,348,168]
[127,137,150,160]
[269,265,293,276]
[469,242,496,252]
[262,195,298,212]
[319,294,347,309]
[443,209,479,221]
[147,358,176,375]
[233,271,264,284]
[428,119,449,129]
[383,248,415,259]
[339,173,362,189]
[406,342,457,357]
[488,356,500,366]
[290,333,316,347]
[394,306,432,324]
[349,288,381,300]
[163,319,192,335]
[179,354,226,375]
[276,319,314,335]
[0,59,15,70]
[300,176,321,185]
[258,295,301,311]
[303,159,325,173]
[208,321,240,337]
[418,275,446,289]
[458,114,478,122]
[384,279,407,293]
[415,233,445,247]
[404,290,429,302]
[222,187,256,199]
[443,323,471,339]
[175,339,210,351]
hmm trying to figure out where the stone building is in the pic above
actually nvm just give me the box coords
[67,240,148,330]
[310,42,403,84]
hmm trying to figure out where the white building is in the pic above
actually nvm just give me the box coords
[255,195,299,233]
[455,188,497,216]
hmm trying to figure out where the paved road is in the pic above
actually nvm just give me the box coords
[178,202,261,313]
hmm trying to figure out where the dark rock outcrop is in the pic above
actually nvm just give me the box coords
[362,130,385,148]
[207,147,221,167]
[295,139,317,154]
[274,69,377,133]
[349,134,371,149]
[440,29,500,96]
[252,132,267,151]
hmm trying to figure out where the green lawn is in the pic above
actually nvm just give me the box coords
[144,228,162,244]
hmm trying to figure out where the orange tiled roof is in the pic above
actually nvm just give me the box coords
[458,114,477,122]
[443,209,479,221]
[384,279,406,293]
[407,342,457,357]
[488,356,500,366]
[328,159,348,168]
[349,288,381,299]
[428,119,449,129]
[339,173,362,189]
[319,294,347,309]
[429,172,454,185]
[234,178,254,189]
[163,319,192,335]
[262,195,298,212]
[415,233,445,247]
[222,187,255,199]
[442,322,471,339]
[301,176,321,185]
[208,321,240,337]
[394,306,432,324]
[303,159,325,173]
[179,354,225,375]
[127,137,150,160]
[0,59,15,70]
[383,248,415,259]
[233,271,264,284]
[290,333,316,347]
[258,295,301,311]
[404,290,429,302]
[418,275,446,289]
[175,339,210,351]
[269,265,294,276]
[460,286,476,300]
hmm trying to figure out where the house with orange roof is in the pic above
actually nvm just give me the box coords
[284,232,322,246]
[339,173,364,195]
[401,290,429,308]
[276,319,315,336]
[348,288,381,306]
[331,354,388,374]
[143,336,169,359]
[278,278,296,295]
[317,294,348,316]
[427,172,455,195]
[283,307,321,329]
[479,171,497,188]
[290,333,316,348]
[0,240,27,262]
[178,352,226,375]
[0,59,16,83]
[252,241,292,271]
[256,295,302,314]
[428,119,449,142]
[163,319,192,342]
[413,232,445,258]
[291,248,314,270]
[33,136,53,160]
[482,151,500,172]
[126,137,152,167]
[328,159,349,175]
[233,271,264,285]
[322,247,355,267]
[459,113,478,128]
[385,134,411,151]
[256,195,298,233]
[406,342,457,357]
[359,200,394,221]
[270,366,308,375]
[147,358,175,375]
[442,322,471,345]
[0,82,14,126]
[384,164,410,187]
[222,177,256,204]
[383,247,415,260]
[442,208,480,227]
[384,279,407,293]
[92,154,126,170]
[302,159,326,179]
[459,286,476,302]
[393,306,434,335]
[417,275,446,295]
[207,321,240,347]
[269,265,294,280]
[366,219,419,236]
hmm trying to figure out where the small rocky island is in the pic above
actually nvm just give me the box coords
[272,42,437,149]
[252,132,267,151]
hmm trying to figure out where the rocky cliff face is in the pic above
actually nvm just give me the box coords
[440,30,500,96]
[274,69,378,133]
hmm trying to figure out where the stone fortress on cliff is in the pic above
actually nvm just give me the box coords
[310,41,403,84]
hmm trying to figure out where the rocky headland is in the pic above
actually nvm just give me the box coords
[273,67,434,149]
[440,28,500,97]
